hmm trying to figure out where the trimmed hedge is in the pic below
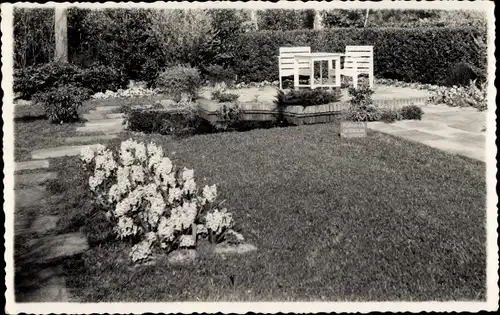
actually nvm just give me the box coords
[234,27,486,85]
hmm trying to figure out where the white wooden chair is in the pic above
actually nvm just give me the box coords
[329,45,374,88]
[278,46,312,90]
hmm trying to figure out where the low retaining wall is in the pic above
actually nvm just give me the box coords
[198,95,428,126]
[198,98,348,125]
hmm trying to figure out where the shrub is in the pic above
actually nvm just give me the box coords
[14,62,81,100]
[32,85,92,123]
[155,65,202,102]
[346,86,382,122]
[205,64,237,86]
[213,103,244,131]
[80,140,242,263]
[211,90,240,103]
[274,88,341,108]
[77,64,128,93]
[348,86,375,107]
[125,101,205,137]
[444,62,480,87]
[400,105,424,120]
[234,27,486,85]
[211,82,240,103]
[380,108,403,123]
[14,62,128,100]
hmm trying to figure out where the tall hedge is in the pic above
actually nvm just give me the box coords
[234,27,487,85]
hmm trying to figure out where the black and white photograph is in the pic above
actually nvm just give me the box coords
[2,1,497,313]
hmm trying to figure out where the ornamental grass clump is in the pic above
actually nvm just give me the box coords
[80,139,239,263]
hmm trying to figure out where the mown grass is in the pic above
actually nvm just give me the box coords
[45,122,487,302]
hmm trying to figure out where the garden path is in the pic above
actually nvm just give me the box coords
[368,105,487,162]
[13,106,125,302]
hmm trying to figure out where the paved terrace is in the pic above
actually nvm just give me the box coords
[200,85,431,105]
[201,85,486,162]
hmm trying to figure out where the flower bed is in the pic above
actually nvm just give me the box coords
[80,140,246,264]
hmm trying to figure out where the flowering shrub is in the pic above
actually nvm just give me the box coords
[427,80,487,111]
[80,140,240,263]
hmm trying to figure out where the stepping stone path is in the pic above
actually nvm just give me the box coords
[78,106,126,135]
[12,102,128,301]
[26,233,89,263]
[15,185,47,208]
[31,215,59,234]
[15,171,58,187]
[31,144,103,159]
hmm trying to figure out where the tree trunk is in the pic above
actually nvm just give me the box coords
[54,8,68,63]
[364,9,370,27]
[313,10,323,30]
[250,10,258,30]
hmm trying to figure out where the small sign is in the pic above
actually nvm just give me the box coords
[340,121,367,138]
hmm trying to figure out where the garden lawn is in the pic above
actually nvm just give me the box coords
[55,123,485,302]
[14,105,87,161]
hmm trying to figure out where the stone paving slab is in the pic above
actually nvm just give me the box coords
[95,105,121,112]
[15,160,50,172]
[421,139,485,162]
[64,134,118,144]
[107,113,125,119]
[15,172,58,187]
[391,130,447,142]
[15,185,47,208]
[366,122,408,133]
[31,215,60,235]
[18,265,72,302]
[84,118,124,127]
[76,124,123,134]
[31,144,102,159]
[25,232,89,264]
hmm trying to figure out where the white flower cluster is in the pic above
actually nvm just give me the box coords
[427,80,487,111]
[205,208,233,235]
[233,80,279,89]
[91,87,160,100]
[80,138,237,263]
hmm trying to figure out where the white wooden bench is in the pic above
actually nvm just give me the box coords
[278,46,312,90]
[329,45,374,88]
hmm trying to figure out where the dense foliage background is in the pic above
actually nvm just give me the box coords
[14,8,488,86]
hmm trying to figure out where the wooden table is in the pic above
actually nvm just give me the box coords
[293,52,344,90]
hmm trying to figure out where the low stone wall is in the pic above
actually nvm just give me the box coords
[198,95,429,126]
